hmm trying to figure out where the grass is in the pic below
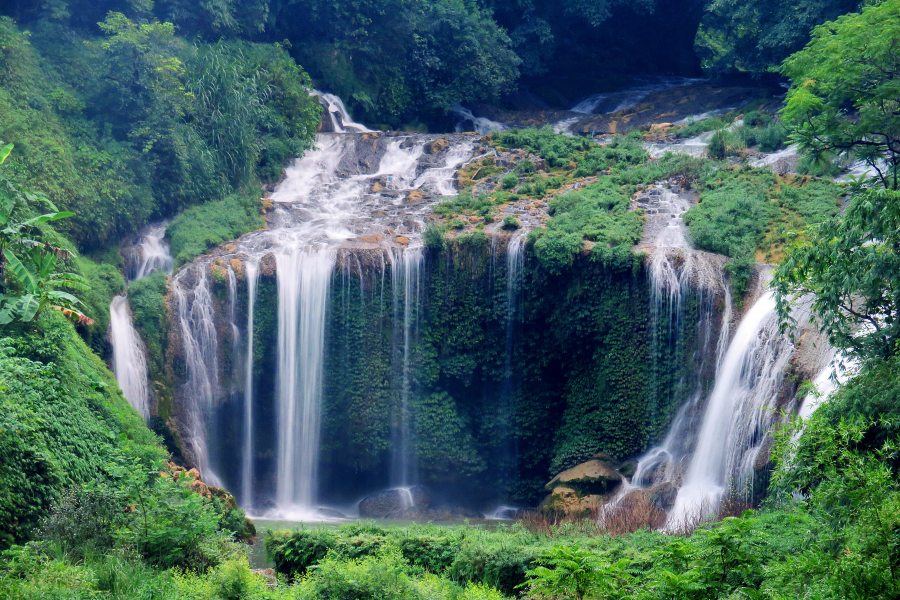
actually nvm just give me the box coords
[166,191,265,267]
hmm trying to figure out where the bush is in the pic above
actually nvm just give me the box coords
[501,173,518,189]
[502,216,520,230]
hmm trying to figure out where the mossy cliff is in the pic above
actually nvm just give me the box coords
[162,233,723,507]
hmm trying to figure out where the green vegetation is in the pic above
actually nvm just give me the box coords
[531,180,643,274]
[166,192,265,267]
[782,0,900,190]
[0,14,318,252]
[684,167,842,295]
[1,1,898,598]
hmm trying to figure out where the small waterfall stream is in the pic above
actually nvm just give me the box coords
[241,260,259,507]
[390,247,424,487]
[172,267,223,487]
[109,296,151,419]
[110,224,173,420]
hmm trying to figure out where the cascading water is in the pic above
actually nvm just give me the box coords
[127,224,173,281]
[164,104,480,512]
[241,260,259,508]
[109,295,150,419]
[172,267,223,487]
[275,248,333,514]
[390,246,424,486]
[452,105,507,135]
[314,90,373,133]
[110,223,174,421]
[665,290,801,525]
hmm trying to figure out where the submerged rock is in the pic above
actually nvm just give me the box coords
[358,485,431,518]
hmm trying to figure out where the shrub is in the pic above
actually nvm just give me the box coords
[502,216,520,230]
[501,173,518,189]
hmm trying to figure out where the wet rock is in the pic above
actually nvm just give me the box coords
[425,138,449,154]
[358,485,431,518]
[648,481,678,511]
[448,506,486,519]
[545,459,623,496]
[618,461,637,479]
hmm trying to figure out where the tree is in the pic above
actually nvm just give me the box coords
[773,188,900,361]
[781,0,900,190]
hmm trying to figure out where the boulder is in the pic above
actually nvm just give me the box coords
[425,138,450,155]
[539,486,603,518]
[545,459,623,496]
[358,486,431,518]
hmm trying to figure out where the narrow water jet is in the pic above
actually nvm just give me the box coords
[241,260,259,508]
[109,295,150,419]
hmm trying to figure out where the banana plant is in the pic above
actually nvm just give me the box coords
[0,247,93,325]
[0,142,90,325]
[0,143,74,285]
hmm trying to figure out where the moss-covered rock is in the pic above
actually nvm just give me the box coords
[545,459,623,496]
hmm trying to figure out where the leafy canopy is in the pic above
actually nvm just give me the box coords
[774,188,900,361]
[782,0,900,189]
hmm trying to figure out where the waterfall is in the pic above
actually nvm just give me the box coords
[314,90,372,133]
[172,266,222,487]
[226,264,240,357]
[127,224,173,281]
[275,247,334,513]
[109,295,150,419]
[390,247,423,486]
[111,222,173,421]
[161,122,477,512]
[241,260,259,508]
[666,291,798,524]
[452,105,507,134]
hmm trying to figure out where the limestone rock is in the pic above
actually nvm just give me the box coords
[545,459,622,496]
[425,138,449,155]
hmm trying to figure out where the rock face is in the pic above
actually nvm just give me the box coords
[358,486,431,518]
[545,459,623,496]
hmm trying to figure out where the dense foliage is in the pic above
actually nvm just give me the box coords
[782,0,900,190]
[0,14,319,252]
